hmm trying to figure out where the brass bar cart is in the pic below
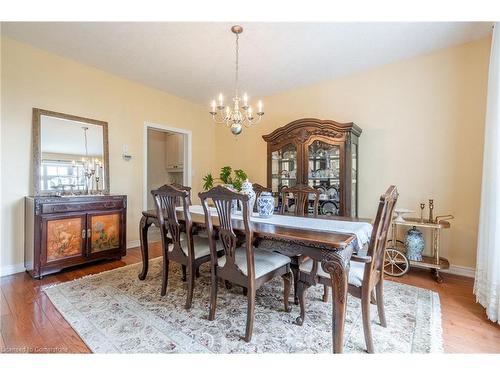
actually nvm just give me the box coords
[385,217,452,283]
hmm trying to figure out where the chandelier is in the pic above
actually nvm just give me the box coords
[209,25,264,135]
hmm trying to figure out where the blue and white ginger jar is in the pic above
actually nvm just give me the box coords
[405,226,425,261]
[258,192,275,218]
[240,179,256,212]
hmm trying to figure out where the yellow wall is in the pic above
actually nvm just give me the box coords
[215,38,491,269]
[0,37,215,272]
[0,35,491,272]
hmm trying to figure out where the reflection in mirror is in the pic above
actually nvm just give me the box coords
[33,109,109,196]
[41,116,104,193]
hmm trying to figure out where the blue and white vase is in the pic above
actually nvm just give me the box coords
[240,179,256,212]
[405,226,425,261]
[223,184,238,213]
[258,192,275,218]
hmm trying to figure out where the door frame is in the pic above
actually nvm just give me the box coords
[143,122,192,211]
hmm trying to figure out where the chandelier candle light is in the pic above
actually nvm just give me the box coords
[209,25,264,135]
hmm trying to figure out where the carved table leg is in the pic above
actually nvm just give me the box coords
[294,280,310,326]
[322,247,352,354]
[138,215,152,280]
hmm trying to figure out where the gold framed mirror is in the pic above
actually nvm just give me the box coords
[32,108,110,196]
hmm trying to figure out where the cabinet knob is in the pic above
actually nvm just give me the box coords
[82,229,86,239]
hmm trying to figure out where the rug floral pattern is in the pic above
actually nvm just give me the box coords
[44,257,443,353]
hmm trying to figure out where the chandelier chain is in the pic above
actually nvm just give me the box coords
[83,127,89,157]
[235,32,239,98]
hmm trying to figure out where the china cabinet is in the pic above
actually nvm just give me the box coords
[25,195,127,278]
[263,118,362,217]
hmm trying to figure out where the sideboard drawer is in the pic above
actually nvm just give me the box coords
[42,199,124,214]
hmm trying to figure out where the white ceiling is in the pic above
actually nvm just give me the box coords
[2,22,492,105]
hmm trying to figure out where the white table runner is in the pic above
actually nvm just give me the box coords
[178,205,372,251]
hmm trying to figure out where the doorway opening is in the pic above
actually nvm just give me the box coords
[144,122,192,212]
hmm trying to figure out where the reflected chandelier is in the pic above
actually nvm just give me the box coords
[209,25,264,135]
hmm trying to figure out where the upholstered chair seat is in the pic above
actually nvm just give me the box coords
[299,258,365,287]
[218,247,291,278]
[169,233,221,260]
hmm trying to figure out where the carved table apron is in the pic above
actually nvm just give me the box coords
[139,209,356,354]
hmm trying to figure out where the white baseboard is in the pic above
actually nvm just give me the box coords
[0,262,25,277]
[2,241,141,278]
[442,264,475,278]
[127,240,141,249]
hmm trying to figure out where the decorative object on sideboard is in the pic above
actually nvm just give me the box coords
[209,25,264,135]
[257,191,275,218]
[393,208,414,223]
[428,199,434,223]
[405,226,425,261]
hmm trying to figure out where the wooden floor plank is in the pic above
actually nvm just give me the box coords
[1,244,499,353]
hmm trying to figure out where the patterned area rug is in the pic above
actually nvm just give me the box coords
[44,257,443,353]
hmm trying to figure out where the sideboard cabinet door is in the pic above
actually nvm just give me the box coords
[87,210,123,254]
[41,214,87,266]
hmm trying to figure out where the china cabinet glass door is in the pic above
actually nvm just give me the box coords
[271,143,297,198]
[307,140,341,216]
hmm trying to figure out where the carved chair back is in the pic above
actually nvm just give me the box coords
[157,183,192,206]
[252,183,272,212]
[280,184,320,217]
[151,184,194,263]
[199,186,254,280]
[364,185,399,284]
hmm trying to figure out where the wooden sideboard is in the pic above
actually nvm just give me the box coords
[25,195,127,278]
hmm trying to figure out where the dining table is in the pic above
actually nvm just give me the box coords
[138,206,372,354]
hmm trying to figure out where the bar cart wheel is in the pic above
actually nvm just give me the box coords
[384,247,410,277]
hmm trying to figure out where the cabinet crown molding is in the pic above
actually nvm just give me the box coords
[262,118,362,144]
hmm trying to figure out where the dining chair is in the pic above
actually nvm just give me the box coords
[171,183,192,205]
[280,184,320,217]
[252,183,272,212]
[152,184,221,309]
[156,183,196,281]
[199,185,293,342]
[296,185,399,353]
[278,184,321,303]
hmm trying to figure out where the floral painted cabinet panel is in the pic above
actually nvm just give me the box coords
[42,214,86,263]
[89,212,121,253]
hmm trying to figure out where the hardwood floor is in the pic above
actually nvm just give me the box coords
[1,243,499,353]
